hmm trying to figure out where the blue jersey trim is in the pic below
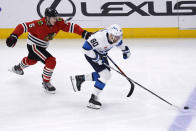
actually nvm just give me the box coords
[116,40,123,47]
[82,41,93,50]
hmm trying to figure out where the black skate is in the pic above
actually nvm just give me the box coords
[70,75,85,92]
[87,94,102,109]
[10,65,24,75]
[42,81,56,94]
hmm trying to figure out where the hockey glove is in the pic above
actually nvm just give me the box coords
[122,46,131,59]
[82,30,92,40]
[6,34,18,47]
[92,54,105,65]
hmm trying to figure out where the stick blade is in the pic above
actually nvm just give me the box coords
[127,80,135,97]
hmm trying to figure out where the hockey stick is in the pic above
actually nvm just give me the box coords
[105,56,135,97]
[105,55,182,111]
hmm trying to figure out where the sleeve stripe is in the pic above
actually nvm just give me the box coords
[21,24,26,33]
[72,23,75,33]
[11,34,18,39]
[22,23,28,33]
[69,23,74,33]
[83,31,88,39]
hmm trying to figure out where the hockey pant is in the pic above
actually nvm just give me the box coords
[19,44,56,82]
[85,54,111,90]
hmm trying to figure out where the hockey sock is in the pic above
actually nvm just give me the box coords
[42,57,56,82]
[92,87,102,97]
[20,57,37,69]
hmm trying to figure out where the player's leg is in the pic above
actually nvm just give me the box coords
[29,44,56,93]
[70,72,100,92]
[11,45,38,75]
[87,69,111,109]
[85,55,111,109]
[70,55,110,92]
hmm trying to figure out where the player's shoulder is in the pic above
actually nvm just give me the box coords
[93,29,107,41]
[57,17,65,22]
[93,29,107,38]
[56,17,65,24]
[26,18,45,27]
[87,29,107,44]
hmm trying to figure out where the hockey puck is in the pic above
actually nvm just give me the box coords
[184,106,189,110]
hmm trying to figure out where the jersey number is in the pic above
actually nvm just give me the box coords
[29,23,35,28]
[90,39,99,47]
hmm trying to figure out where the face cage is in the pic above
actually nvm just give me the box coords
[46,17,58,25]
[110,34,121,43]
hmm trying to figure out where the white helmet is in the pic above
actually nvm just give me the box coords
[107,24,122,43]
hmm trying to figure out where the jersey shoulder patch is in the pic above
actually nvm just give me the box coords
[57,17,63,21]
[37,20,44,26]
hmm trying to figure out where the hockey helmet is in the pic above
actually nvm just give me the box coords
[45,7,58,17]
[107,24,122,42]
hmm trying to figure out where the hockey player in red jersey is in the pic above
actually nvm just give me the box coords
[6,7,91,94]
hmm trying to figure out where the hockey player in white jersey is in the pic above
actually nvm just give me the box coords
[70,24,131,109]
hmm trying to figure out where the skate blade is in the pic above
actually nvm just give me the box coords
[8,68,24,75]
[70,76,77,92]
[44,90,56,94]
[8,68,15,73]
[87,103,101,110]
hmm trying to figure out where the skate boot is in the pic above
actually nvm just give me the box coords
[70,75,85,92]
[87,94,102,109]
[11,64,24,75]
[42,81,56,94]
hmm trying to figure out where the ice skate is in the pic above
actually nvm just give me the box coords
[9,64,24,75]
[42,81,56,94]
[87,94,102,109]
[70,75,85,92]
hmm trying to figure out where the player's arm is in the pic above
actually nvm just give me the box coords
[116,40,131,59]
[82,41,102,63]
[82,41,96,58]
[60,19,92,40]
[6,21,35,47]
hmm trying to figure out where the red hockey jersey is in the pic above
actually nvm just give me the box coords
[12,17,84,48]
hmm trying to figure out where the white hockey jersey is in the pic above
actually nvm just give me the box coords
[82,29,126,59]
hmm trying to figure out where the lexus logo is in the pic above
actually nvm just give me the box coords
[37,0,196,18]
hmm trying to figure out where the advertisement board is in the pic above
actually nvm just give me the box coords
[0,0,196,38]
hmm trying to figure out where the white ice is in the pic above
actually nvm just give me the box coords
[0,38,196,131]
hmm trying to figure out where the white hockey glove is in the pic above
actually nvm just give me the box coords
[92,55,104,65]
[122,46,131,59]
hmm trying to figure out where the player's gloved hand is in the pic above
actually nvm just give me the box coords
[92,55,104,65]
[6,34,18,47]
[82,30,92,40]
[122,46,130,59]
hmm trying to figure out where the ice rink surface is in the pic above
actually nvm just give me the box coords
[0,38,196,131]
